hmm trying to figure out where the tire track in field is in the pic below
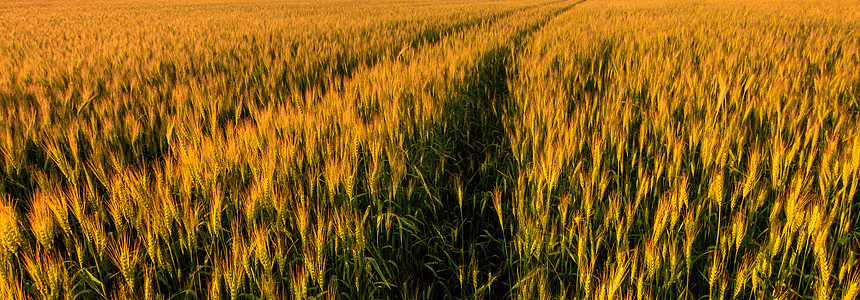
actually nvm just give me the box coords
[406,1,586,297]
[293,2,548,99]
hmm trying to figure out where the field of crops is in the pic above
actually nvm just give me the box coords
[1,0,859,299]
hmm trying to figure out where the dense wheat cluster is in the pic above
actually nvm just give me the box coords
[1,0,859,299]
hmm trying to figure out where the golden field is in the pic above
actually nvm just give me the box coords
[1,0,859,299]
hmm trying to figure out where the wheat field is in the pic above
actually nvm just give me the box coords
[1,0,859,299]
